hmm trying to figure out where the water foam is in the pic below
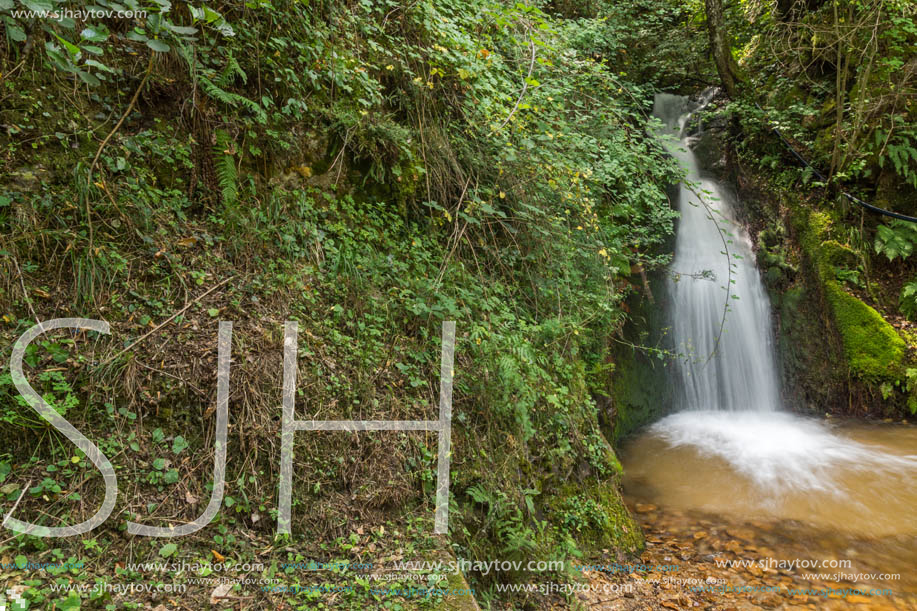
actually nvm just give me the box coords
[650,411,917,494]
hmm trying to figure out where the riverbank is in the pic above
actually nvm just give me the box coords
[574,496,917,610]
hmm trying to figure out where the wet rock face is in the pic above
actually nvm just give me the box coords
[691,129,729,174]
[681,90,732,176]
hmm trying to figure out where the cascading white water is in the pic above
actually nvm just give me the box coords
[636,93,917,501]
[654,92,780,412]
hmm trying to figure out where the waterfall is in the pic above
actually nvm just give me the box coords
[653,93,781,412]
[636,93,917,499]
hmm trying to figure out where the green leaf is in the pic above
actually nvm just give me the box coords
[167,24,198,36]
[159,543,177,558]
[147,39,170,52]
[85,58,116,73]
[171,435,188,454]
[23,0,54,11]
[6,24,27,42]
[0,0,16,11]
[126,29,149,42]
[77,70,101,87]
[152,458,166,470]
[207,308,220,317]
[80,26,109,42]
[58,592,81,610]
[76,70,101,87]
[53,33,81,57]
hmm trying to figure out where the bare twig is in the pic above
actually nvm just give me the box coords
[10,256,40,327]
[492,31,536,133]
[97,276,232,368]
[87,55,154,190]
[330,128,354,187]
[1,479,32,540]
[434,175,474,287]
[134,360,205,396]
[85,54,154,255]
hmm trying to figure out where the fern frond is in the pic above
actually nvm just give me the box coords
[217,51,247,87]
[213,129,238,207]
[199,75,266,123]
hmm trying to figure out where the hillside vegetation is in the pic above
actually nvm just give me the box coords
[0,0,678,608]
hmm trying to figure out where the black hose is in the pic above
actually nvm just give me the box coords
[754,102,917,223]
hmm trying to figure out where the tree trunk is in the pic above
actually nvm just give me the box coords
[705,0,740,98]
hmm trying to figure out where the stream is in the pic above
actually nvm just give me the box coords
[611,94,917,609]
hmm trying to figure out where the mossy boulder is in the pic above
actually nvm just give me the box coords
[820,239,859,268]
[824,282,906,380]
[546,481,644,554]
[797,208,907,382]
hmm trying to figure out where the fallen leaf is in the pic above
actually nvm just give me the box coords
[210,582,232,604]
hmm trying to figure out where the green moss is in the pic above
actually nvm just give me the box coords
[820,239,859,268]
[439,558,481,611]
[824,281,906,380]
[798,209,906,382]
[610,274,673,441]
[545,481,643,554]
[611,348,666,441]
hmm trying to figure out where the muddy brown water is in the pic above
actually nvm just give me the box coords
[621,418,917,598]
